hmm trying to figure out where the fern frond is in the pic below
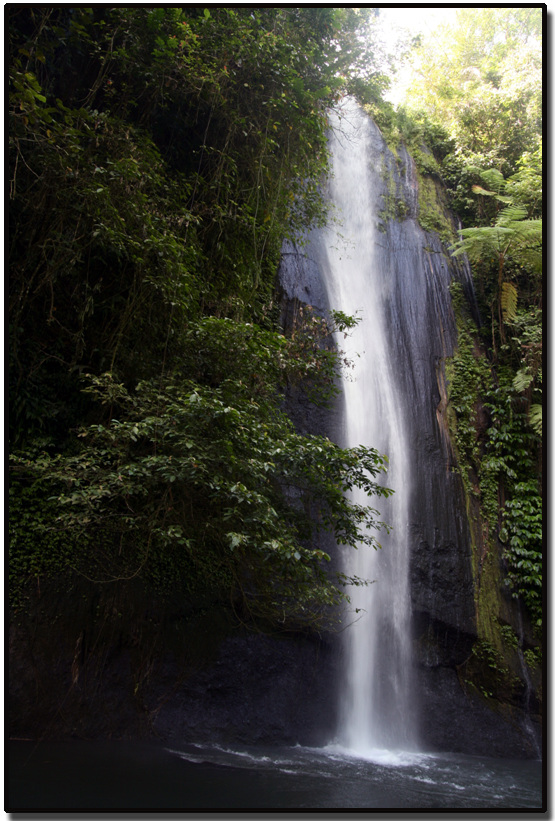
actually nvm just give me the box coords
[452,225,511,263]
[509,218,542,239]
[479,168,506,194]
[471,184,496,197]
[529,404,542,436]
[513,367,533,393]
[501,281,518,323]
[471,185,512,204]
[496,205,529,226]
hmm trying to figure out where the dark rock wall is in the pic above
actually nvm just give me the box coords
[277,114,540,758]
[363,124,540,758]
[9,585,341,746]
[150,633,339,748]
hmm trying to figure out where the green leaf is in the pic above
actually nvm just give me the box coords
[529,404,542,436]
[500,281,518,323]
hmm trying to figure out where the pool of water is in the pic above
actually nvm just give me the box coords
[7,739,544,811]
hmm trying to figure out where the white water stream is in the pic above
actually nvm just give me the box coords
[314,101,418,754]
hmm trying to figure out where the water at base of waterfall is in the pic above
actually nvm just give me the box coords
[8,740,543,810]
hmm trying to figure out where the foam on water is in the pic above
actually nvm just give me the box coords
[320,742,431,768]
[161,740,541,809]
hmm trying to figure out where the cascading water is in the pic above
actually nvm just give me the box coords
[279,98,539,763]
[312,100,418,754]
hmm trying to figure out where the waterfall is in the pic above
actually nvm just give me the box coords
[313,100,419,753]
[514,606,542,758]
[280,96,526,758]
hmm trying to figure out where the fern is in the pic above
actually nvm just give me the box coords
[513,367,533,394]
[478,168,506,194]
[529,404,542,436]
[471,185,512,204]
[496,205,529,226]
[452,205,542,272]
[500,281,518,323]
[451,225,512,262]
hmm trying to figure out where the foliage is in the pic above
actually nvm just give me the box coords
[524,647,541,669]
[10,349,392,629]
[500,482,542,629]
[451,168,542,426]
[452,169,542,275]
[400,8,542,240]
[8,7,393,635]
[8,6,387,442]
[9,471,83,610]
[465,638,521,702]
[402,12,543,636]
[404,8,542,176]
[447,285,542,634]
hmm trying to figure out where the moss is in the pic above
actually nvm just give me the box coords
[371,107,456,244]
[412,146,441,176]
[416,171,455,243]
[368,104,455,242]
[445,285,545,733]
[363,101,402,155]
[445,284,514,663]
[475,546,504,649]
[460,636,522,705]
[378,154,410,225]
[364,102,458,240]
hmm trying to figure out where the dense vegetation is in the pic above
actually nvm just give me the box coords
[9,4,542,682]
[401,8,543,637]
[8,7,393,637]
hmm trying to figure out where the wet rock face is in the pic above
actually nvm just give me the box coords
[279,243,330,318]
[9,617,341,746]
[150,633,340,747]
[276,115,540,758]
[415,665,541,758]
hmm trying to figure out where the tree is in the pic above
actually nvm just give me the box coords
[10,316,393,631]
[8,7,393,633]
[405,8,542,175]
[452,167,542,349]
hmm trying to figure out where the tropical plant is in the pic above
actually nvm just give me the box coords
[10,319,393,630]
[404,8,542,176]
[8,7,394,635]
[451,168,542,347]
